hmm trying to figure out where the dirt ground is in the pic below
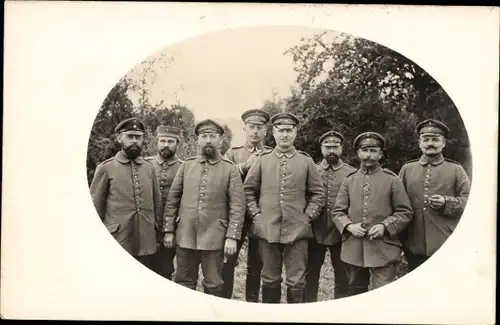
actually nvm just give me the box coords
[183,239,410,303]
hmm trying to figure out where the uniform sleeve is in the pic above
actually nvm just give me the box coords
[243,156,262,218]
[304,158,325,220]
[151,166,163,232]
[398,164,408,190]
[443,165,471,218]
[332,178,353,234]
[380,177,414,237]
[89,164,109,221]
[226,165,246,241]
[162,162,185,233]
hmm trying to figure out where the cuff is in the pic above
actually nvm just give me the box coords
[334,215,353,234]
[305,203,321,221]
[246,202,261,218]
[380,216,399,237]
[162,216,176,233]
[443,196,461,217]
[226,220,244,240]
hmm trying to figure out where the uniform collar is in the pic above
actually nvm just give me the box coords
[197,153,222,165]
[321,159,344,171]
[115,150,144,164]
[155,154,180,166]
[359,164,381,175]
[243,141,264,153]
[419,154,445,166]
[274,146,297,158]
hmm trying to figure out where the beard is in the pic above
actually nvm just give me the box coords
[326,153,340,165]
[123,144,142,160]
[159,147,175,159]
[202,145,216,158]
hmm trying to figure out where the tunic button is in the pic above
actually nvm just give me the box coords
[280,200,283,203]
[201,193,204,196]
[365,196,368,199]
[134,175,138,178]
[424,187,428,191]
[423,208,427,211]
[364,203,367,206]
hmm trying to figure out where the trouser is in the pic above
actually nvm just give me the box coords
[304,240,349,302]
[135,254,155,270]
[259,239,308,304]
[344,262,397,296]
[404,249,430,273]
[221,236,262,301]
[151,245,176,280]
[174,247,225,297]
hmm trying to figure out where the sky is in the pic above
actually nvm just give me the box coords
[125,26,339,145]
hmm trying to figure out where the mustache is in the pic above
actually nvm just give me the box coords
[424,146,437,149]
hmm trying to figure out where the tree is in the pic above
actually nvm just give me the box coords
[281,31,472,177]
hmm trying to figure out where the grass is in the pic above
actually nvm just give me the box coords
[170,239,410,303]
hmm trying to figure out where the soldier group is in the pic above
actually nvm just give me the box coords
[90,109,471,304]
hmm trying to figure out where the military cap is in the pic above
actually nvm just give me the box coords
[319,130,344,145]
[194,119,225,136]
[157,125,182,140]
[114,117,146,134]
[241,109,270,125]
[353,131,386,149]
[270,112,300,127]
[416,119,450,138]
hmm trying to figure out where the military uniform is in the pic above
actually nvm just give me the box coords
[90,117,163,268]
[221,109,272,301]
[305,131,356,302]
[145,125,183,280]
[163,119,246,297]
[399,120,471,271]
[332,132,413,295]
[243,112,325,303]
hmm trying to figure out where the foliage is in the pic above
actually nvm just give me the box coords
[86,55,232,186]
[261,31,472,176]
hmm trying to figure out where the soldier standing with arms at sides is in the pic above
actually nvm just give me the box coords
[243,112,325,304]
[399,119,471,272]
[145,125,183,280]
[90,117,163,269]
[304,131,356,302]
[332,132,413,295]
[162,119,246,297]
[222,109,273,301]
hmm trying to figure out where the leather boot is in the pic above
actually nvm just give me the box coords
[346,286,368,297]
[204,285,224,298]
[262,285,281,304]
[334,286,350,299]
[286,287,305,304]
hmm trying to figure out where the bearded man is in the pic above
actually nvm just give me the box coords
[90,117,163,268]
[145,125,183,280]
[162,119,246,297]
[304,130,356,302]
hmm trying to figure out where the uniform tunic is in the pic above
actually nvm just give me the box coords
[314,159,357,246]
[224,143,273,179]
[398,154,471,256]
[90,151,163,256]
[332,166,413,268]
[145,155,183,205]
[163,154,246,250]
[243,147,325,243]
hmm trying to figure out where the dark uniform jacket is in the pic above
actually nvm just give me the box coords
[145,154,183,206]
[162,154,246,250]
[332,165,413,268]
[398,154,471,256]
[314,159,356,246]
[90,151,163,256]
[243,147,325,244]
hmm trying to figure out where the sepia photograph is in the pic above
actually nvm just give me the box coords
[87,26,472,303]
[2,2,497,323]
